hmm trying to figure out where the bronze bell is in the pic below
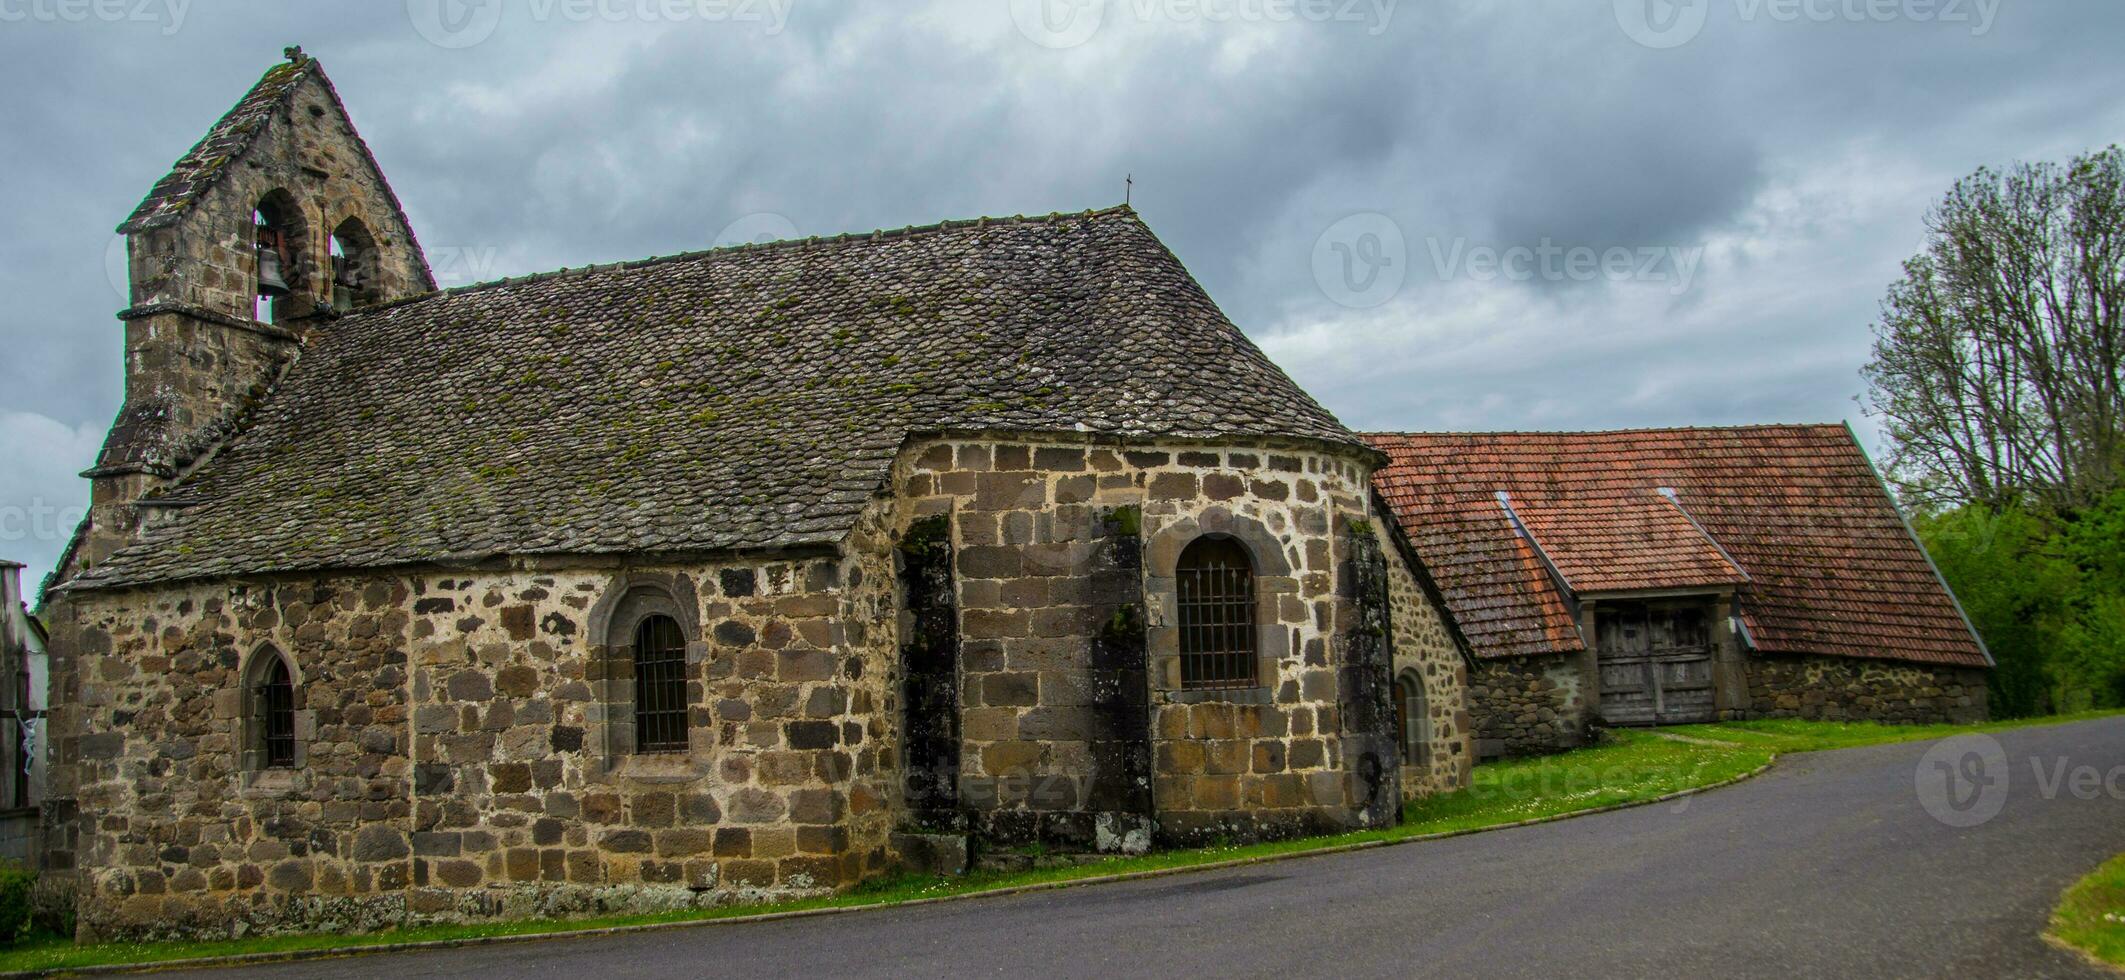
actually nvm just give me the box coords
[331,253,362,311]
[256,228,292,298]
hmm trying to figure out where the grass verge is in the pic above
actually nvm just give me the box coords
[2051,853,2125,970]
[5,713,2119,975]
[1669,707,2125,754]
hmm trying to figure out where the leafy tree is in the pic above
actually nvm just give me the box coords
[1916,488,2125,715]
[2056,488,2125,707]
[1914,505,2076,716]
[1873,147,2125,714]
[1864,146,2125,514]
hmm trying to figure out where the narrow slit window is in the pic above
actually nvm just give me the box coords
[1176,536,1258,689]
[258,656,296,769]
[1396,673,1429,767]
[632,614,690,753]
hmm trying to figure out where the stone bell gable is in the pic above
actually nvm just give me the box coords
[116,47,434,322]
[68,49,436,581]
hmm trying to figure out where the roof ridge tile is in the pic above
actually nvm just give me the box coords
[391,205,1140,307]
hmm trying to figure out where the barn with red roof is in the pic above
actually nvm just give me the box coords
[1365,425,1991,758]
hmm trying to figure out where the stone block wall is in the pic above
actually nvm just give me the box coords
[1744,654,1989,724]
[400,560,889,924]
[1466,652,1593,758]
[46,575,415,940]
[44,431,1492,940]
[77,314,300,572]
[893,435,1433,848]
[44,550,901,941]
[1466,648,1990,758]
[1381,543,1473,798]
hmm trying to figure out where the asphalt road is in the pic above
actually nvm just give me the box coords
[180,716,2125,979]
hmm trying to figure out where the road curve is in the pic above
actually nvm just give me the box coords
[173,715,2125,979]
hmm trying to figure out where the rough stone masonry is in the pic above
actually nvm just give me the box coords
[41,53,1474,941]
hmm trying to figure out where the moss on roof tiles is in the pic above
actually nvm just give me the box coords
[77,207,1358,590]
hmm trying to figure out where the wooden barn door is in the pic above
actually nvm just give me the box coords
[1595,599,1717,726]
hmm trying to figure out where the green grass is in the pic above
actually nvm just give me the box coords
[2051,852,2125,968]
[6,714,2118,975]
[1670,708,2125,754]
[1399,729,1771,831]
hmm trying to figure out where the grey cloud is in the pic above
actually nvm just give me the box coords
[3,0,2124,585]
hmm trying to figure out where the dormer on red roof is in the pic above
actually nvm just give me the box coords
[1364,424,1989,670]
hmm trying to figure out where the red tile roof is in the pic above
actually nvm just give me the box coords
[1364,425,1990,668]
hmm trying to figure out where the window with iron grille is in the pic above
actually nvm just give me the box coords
[1177,536,1259,689]
[633,615,690,753]
[257,656,296,769]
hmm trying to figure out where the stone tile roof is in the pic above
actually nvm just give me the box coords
[1365,426,1990,668]
[71,207,1360,590]
[117,57,313,234]
[115,53,437,290]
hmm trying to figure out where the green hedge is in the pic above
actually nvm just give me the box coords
[0,863,33,944]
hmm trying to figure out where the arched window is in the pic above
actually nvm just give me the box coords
[253,190,308,324]
[329,217,381,312]
[1176,536,1258,689]
[632,614,690,753]
[259,657,296,768]
[242,646,299,771]
[1395,671,1430,767]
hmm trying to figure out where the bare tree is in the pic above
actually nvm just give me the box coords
[1865,146,2125,514]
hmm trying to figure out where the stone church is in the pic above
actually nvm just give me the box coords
[42,50,1993,943]
[40,52,1473,940]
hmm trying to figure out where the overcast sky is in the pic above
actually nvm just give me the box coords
[2,0,2121,586]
